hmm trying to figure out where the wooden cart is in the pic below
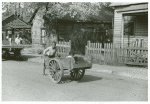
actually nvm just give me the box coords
[43,55,93,83]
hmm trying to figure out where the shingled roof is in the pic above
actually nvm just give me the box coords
[110,2,148,7]
[2,14,31,30]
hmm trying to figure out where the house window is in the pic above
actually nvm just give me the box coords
[41,29,46,44]
[124,16,135,36]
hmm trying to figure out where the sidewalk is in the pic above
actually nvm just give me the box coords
[22,53,148,81]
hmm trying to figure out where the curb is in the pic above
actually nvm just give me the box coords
[87,68,148,81]
[23,54,148,81]
[87,68,113,74]
[112,71,148,81]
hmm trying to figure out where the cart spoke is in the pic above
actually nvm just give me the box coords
[54,74,58,81]
[74,73,77,79]
[56,62,60,70]
[49,62,53,69]
[53,61,56,68]
[51,61,55,68]
[55,73,58,80]
[53,74,56,80]
[56,73,60,80]
[78,70,82,75]
[50,70,54,75]
[72,71,75,77]
[54,74,56,80]
[76,72,80,78]
[49,62,52,66]
[75,73,78,79]
[52,73,54,78]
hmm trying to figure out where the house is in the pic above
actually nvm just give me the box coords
[2,14,32,44]
[57,13,113,42]
[110,2,148,48]
[29,7,113,50]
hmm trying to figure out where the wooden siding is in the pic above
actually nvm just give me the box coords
[123,15,148,45]
[2,31,6,40]
[113,4,148,47]
[116,3,148,12]
[113,9,122,45]
[122,15,148,45]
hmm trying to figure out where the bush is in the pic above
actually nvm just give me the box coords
[70,31,87,55]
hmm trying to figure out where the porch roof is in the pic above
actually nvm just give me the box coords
[2,14,31,30]
[6,18,31,29]
[110,2,148,7]
[110,2,148,14]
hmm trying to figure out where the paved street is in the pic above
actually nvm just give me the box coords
[2,60,148,101]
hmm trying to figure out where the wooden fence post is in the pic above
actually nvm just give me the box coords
[99,43,102,64]
[112,43,115,63]
[104,43,106,64]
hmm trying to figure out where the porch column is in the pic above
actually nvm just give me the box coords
[2,31,6,40]
[121,15,124,48]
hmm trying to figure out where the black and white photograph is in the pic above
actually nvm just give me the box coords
[1,1,148,101]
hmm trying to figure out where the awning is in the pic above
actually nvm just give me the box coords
[6,18,31,29]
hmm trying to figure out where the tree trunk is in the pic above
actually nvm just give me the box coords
[45,18,58,48]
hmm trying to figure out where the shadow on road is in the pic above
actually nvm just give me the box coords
[21,55,39,61]
[78,75,103,83]
[2,55,39,62]
[59,75,73,84]
[58,75,103,84]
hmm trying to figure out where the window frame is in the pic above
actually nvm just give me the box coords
[124,21,135,37]
[41,29,46,44]
[123,16,135,38]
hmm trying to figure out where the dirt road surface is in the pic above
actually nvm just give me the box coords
[2,60,148,101]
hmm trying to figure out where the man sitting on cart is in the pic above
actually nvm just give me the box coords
[43,41,57,75]
[43,41,57,58]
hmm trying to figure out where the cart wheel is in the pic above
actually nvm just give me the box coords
[70,69,85,80]
[48,59,64,83]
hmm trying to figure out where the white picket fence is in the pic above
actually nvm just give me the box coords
[85,41,114,64]
[56,40,71,56]
[56,39,148,66]
[86,40,148,66]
